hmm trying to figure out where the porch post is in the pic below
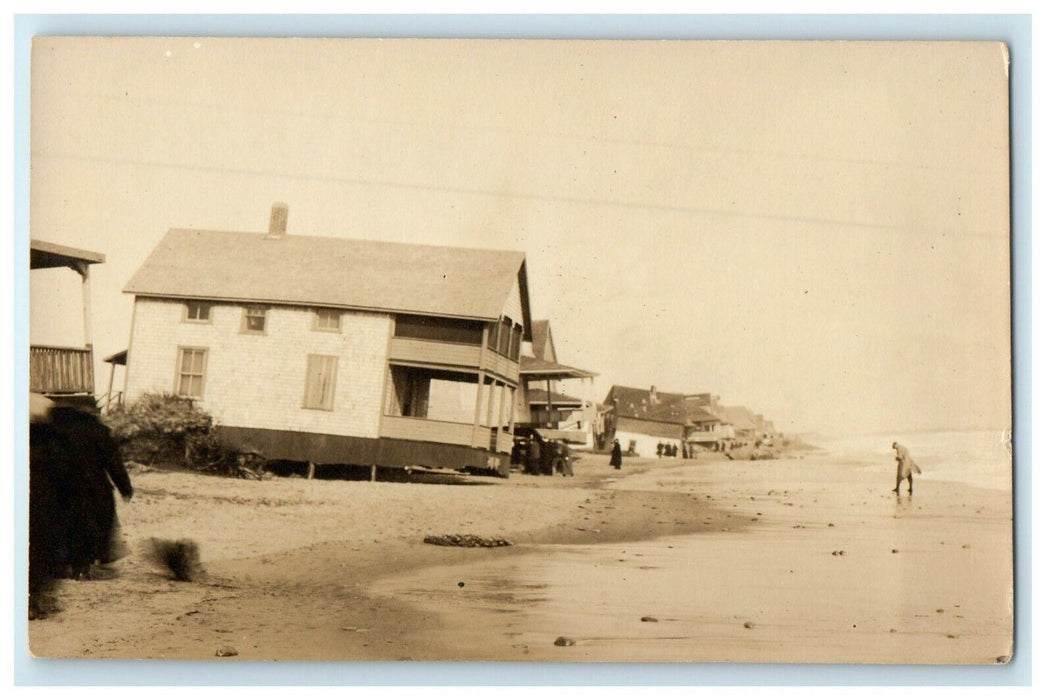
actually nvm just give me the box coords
[580,377,587,430]
[472,324,490,448]
[105,363,116,411]
[471,371,485,447]
[508,386,518,434]
[485,378,496,429]
[497,381,507,433]
[75,261,93,348]
[545,378,554,428]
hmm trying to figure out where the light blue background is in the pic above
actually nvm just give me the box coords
[12,13,1032,686]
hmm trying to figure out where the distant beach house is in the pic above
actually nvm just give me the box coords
[603,385,690,457]
[723,405,760,441]
[684,392,734,451]
[122,204,532,476]
[514,319,599,447]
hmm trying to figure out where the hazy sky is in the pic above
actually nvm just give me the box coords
[29,38,1011,435]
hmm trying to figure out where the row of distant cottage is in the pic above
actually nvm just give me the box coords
[30,203,777,477]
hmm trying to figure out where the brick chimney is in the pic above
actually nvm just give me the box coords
[266,202,288,239]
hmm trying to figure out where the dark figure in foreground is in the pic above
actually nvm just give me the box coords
[892,441,921,495]
[610,438,622,470]
[656,442,663,459]
[29,403,133,618]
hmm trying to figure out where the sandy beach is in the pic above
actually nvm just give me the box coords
[27,449,1013,664]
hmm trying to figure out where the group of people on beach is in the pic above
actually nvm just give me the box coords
[655,442,680,458]
[522,434,574,477]
[608,436,923,494]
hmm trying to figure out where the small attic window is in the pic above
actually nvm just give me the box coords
[183,301,212,323]
[242,306,267,334]
[313,309,341,332]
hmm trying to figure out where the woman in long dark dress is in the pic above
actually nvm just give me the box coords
[610,438,623,470]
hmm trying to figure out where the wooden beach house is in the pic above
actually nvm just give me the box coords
[513,320,599,447]
[122,204,532,476]
[30,239,106,410]
[603,385,689,458]
[723,405,760,442]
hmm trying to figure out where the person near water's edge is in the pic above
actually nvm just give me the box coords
[610,438,623,470]
[892,442,921,494]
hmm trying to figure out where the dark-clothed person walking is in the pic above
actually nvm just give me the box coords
[610,439,623,470]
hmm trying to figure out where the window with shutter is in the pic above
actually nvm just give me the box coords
[303,354,339,410]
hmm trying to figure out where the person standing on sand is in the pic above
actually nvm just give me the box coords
[892,442,922,494]
[527,435,541,476]
[610,439,623,470]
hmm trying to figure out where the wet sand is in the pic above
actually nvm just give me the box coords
[27,451,1012,663]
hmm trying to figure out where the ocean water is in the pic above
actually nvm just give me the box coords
[813,430,1013,493]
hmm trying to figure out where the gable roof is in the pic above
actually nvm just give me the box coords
[688,408,721,425]
[604,385,689,425]
[530,320,556,362]
[723,406,759,431]
[684,394,721,424]
[125,229,531,325]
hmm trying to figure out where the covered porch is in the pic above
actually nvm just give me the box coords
[30,240,105,400]
[517,355,597,447]
[380,364,518,458]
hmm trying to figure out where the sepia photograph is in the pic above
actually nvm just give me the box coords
[25,36,1013,664]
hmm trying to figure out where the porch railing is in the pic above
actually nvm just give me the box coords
[30,345,94,395]
[380,415,514,454]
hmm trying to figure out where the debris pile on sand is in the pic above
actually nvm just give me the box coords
[423,534,514,548]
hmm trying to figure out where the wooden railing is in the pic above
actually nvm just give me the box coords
[387,336,520,384]
[380,415,514,454]
[481,348,520,383]
[380,415,476,447]
[388,336,481,369]
[30,345,94,395]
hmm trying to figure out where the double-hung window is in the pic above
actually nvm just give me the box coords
[176,347,208,398]
[183,301,211,323]
[242,306,267,334]
[313,309,341,332]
